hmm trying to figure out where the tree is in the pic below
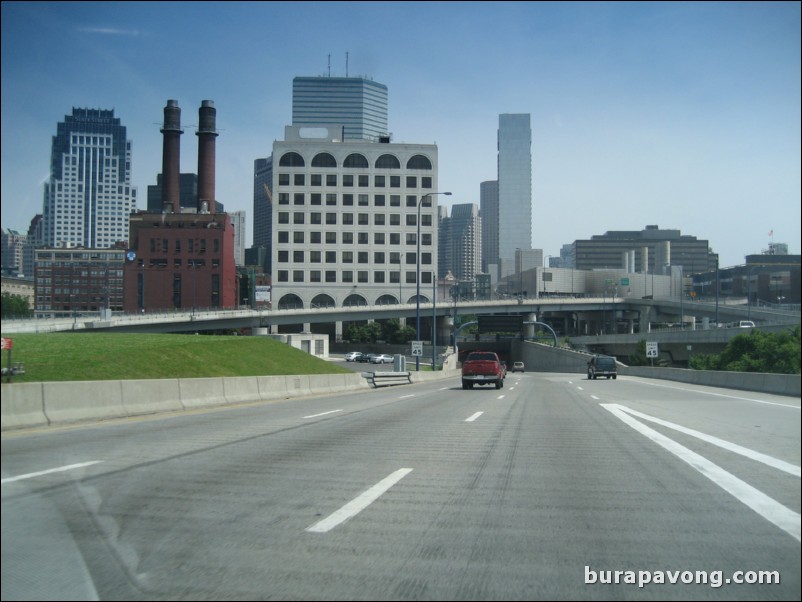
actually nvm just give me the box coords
[627,340,649,366]
[1,292,33,319]
[689,327,800,374]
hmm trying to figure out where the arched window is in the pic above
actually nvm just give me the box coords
[406,155,432,170]
[311,293,336,308]
[343,293,368,307]
[343,153,369,168]
[311,153,337,168]
[375,154,401,169]
[376,294,398,305]
[279,152,305,167]
[278,293,304,309]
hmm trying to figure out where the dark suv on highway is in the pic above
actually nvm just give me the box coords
[587,355,617,380]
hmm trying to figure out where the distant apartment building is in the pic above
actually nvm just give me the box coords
[42,108,137,249]
[572,225,717,275]
[34,246,125,318]
[270,125,440,310]
[439,203,482,282]
[1,228,26,276]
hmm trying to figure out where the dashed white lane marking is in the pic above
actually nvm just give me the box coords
[303,410,343,419]
[602,404,800,542]
[306,468,413,533]
[465,412,484,422]
[1,461,103,484]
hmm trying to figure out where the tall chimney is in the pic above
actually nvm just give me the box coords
[196,100,218,214]
[160,100,182,213]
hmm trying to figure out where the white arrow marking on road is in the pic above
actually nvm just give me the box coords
[602,404,800,542]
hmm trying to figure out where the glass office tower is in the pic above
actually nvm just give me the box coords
[292,76,389,141]
[497,114,532,271]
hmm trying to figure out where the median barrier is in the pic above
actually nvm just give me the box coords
[223,376,262,405]
[178,377,227,409]
[0,383,48,430]
[43,380,126,424]
[619,366,801,397]
[408,369,461,384]
[121,379,183,416]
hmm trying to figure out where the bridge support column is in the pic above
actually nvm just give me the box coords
[525,313,536,339]
[335,321,343,341]
[436,315,451,347]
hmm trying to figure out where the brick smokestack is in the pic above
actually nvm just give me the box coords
[160,100,182,213]
[196,100,218,214]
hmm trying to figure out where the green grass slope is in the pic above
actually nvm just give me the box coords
[0,333,350,383]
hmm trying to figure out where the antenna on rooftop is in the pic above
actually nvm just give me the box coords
[346,51,349,77]
[327,54,331,77]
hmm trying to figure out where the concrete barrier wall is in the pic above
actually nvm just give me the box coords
[1,372,371,431]
[122,379,183,415]
[409,369,461,384]
[620,366,801,397]
[42,381,127,424]
[0,383,48,430]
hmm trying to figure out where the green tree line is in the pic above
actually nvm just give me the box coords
[627,328,800,374]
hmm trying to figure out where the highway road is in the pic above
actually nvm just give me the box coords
[2,372,800,600]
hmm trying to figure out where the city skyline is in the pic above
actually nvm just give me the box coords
[1,1,799,269]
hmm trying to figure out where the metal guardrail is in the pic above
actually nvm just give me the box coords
[364,371,412,387]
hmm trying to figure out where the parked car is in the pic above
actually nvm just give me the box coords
[587,355,617,380]
[512,361,525,373]
[358,353,376,363]
[344,351,364,362]
[371,353,394,364]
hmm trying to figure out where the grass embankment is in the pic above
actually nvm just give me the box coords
[0,333,350,383]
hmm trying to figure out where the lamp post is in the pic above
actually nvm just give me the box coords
[416,191,451,370]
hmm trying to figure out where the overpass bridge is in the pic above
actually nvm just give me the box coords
[3,296,798,339]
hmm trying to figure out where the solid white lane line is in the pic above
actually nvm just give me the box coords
[1,461,103,484]
[612,404,800,477]
[399,394,415,399]
[602,404,800,542]
[306,468,413,533]
[635,380,800,409]
[303,410,343,419]
[466,412,484,422]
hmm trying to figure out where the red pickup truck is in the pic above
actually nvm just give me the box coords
[462,351,505,389]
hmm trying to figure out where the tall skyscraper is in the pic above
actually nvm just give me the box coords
[292,76,389,141]
[497,114,532,275]
[480,180,499,273]
[42,108,137,248]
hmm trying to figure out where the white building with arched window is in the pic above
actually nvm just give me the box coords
[271,125,441,315]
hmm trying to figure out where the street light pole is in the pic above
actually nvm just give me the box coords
[416,191,451,370]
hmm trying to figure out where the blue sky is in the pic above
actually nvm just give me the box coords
[2,1,799,268]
